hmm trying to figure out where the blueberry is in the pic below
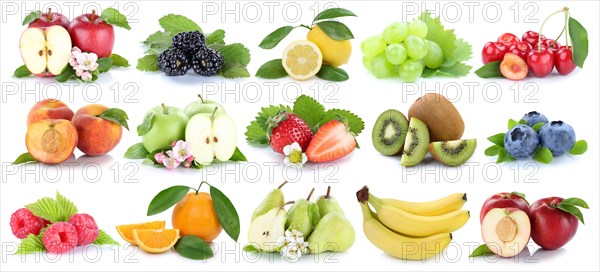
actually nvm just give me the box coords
[521,111,549,127]
[504,124,539,159]
[538,121,576,156]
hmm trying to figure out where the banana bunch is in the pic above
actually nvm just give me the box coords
[356,186,469,260]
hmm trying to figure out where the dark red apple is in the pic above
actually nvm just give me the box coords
[480,192,529,223]
[529,197,579,250]
[29,8,70,29]
[68,10,114,58]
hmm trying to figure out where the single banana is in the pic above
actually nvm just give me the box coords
[369,192,467,216]
[360,202,452,260]
[369,196,469,237]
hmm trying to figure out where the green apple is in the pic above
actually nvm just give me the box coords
[185,109,236,165]
[184,94,225,118]
[138,104,189,152]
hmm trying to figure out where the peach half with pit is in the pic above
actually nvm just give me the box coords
[25,119,78,164]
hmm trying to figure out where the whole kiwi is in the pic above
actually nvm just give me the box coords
[408,93,464,142]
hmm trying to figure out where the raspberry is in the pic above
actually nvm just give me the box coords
[42,222,78,254]
[158,48,191,76]
[10,208,47,239]
[68,213,99,246]
[172,30,206,54]
[191,47,224,76]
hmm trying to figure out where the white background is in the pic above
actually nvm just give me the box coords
[1,1,599,271]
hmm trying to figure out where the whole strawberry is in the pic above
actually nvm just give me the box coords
[268,112,313,154]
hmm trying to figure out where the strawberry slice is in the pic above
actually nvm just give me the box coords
[306,120,356,162]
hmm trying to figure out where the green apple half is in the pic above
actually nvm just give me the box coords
[184,94,225,118]
[185,109,236,165]
[140,104,189,152]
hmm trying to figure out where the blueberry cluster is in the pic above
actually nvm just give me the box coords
[157,31,224,76]
[504,111,577,159]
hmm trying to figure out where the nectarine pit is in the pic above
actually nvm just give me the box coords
[496,216,517,242]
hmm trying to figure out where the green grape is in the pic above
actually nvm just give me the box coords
[361,36,386,58]
[405,35,428,60]
[370,54,395,79]
[424,40,443,69]
[362,56,374,69]
[398,59,424,83]
[385,43,407,65]
[408,20,428,38]
[383,22,408,44]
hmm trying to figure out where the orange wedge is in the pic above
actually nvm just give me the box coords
[116,221,166,244]
[133,229,180,253]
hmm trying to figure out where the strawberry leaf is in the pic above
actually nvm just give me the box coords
[319,109,364,135]
[245,105,291,145]
[293,95,326,130]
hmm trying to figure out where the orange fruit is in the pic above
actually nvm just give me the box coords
[116,221,166,244]
[172,192,222,242]
[133,228,179,253]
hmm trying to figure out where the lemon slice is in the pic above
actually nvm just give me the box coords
[282,40,323,80]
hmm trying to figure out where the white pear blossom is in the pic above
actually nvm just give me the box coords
[277,229,309,261]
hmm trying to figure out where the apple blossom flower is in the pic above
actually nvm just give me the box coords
[162,157,180,170]
[69,47,82,67]
[171,141,178,147]
[186,156,195,163]
[76,52,99,72]
[80,71,92,81]
[167,140,193,162]
[182,161,192,168]
[154,153,166,164]
[283,142,307,167]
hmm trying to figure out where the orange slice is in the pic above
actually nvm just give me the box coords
[282,40,323,80]
[133,229,180,253]
[116,221,166,244]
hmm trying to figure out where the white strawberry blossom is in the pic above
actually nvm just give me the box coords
[283,142,307,168]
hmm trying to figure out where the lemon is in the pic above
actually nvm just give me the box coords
[307,25,352,67]
[282,40,323,81]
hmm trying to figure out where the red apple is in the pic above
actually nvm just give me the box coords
[28,8,70,29]
[68,10,114,58]
[529,197,580,250]
[27,99,74,126]
[480,192,529,223]
[71,104,123,156]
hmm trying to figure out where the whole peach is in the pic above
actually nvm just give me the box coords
[71,104,122,156]
[27,99,74,126]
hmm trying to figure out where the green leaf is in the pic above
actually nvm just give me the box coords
[533,147,553,164]
[316,65,349,81]
[109,54,130,67]
[511,192,527,199]
[137,112,155,136]
[219,62,250,79]
[557,204,585,224]
[496,148,515,163]
[475,61,503,78]
[218,43,251,67]
[96,58,113,73]
[532,122,545,132]
[568,17,588,68]
[437,62,472,77]
[316,21,354,40]
[469,244,494,257]
[159,14,201,35]
[420,12,456,61]
[293,95,326,130]
[309,203,321,227]
[446,38,473,65]
[93,230,119,245]
[508,119,520,130]
[228,147,247,162]
[206,29,226,46]
[25,197,62,223]
[245,105,291,144]
[14,65,32,78]
[519,119,527,125]
[99,108,129,130]
[15,234,45,254]
[13,152,37,165]
[209,186,240,241]
[560,198,589,209]
[125,143,150,159]
[100,8,131,30]
[313,8,357,22]
[319,109,365,135]
[255,59,287,79]
[569,140,587,155]
[22,11,42,25]
[243,244,259,253]
[55,66,76,82]
[487,133,505,147]
[143,31,173,46]
[147,186,191,216]
[484,145,502,156]
[56,192,78,222]
[259,26,295,49]
[137,55,160,72]
[142,158,156,166]
[174,236,214,260]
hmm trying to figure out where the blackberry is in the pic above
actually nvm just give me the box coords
[191,47,225,76]
[172,30,206,53]
[158,48,191,76]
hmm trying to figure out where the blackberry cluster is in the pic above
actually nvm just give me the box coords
[157,31,224,77]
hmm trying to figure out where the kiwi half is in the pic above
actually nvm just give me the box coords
[429,139,477,166]
[400,118,430,166]
[372,109,408,155]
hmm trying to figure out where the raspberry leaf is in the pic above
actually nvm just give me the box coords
[259,26,295,49]
[22,11,42,25]
[13,152,37,165]
[147,186,191,216]
[316,65,349,82]
[469,244,494,257]
[136,55,160,72]
[109,54,130,68]
[56,192,78,222]
[487,133,505,147]
[312,8,357,23]
[25,197,63,223]
[14,65,32,78]
[255,59,287,79]
[293,95,326,130]
[15,234,45,255]
[533,147,553,164]
[209,185,240,241]
[568,17,588,68]
[569,140,588,155]
[93,230,119,246]
[159,14,201,34]
[100,8,131,30]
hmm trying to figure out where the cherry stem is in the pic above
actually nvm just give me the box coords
[565,9,571,47]
[197,94,205,103]
[306,188,315,201]
[538,8,567,52]
[161,103,168,114]
[277,181,288,189]
[324,186,331,199]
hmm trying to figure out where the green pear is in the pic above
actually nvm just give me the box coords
[250,181,288,222]
[308,187,355,254]
[286,188,320,237]
[247,207,286,252]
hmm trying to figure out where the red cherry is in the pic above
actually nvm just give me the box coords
[497,33,520,46]
[541,39,561,52]
[481,42,508,64]
[522,31,546,47]
[527,47,555,78]
[508,42,533,60]
[554,46,576,75]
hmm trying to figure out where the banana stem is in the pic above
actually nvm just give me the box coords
[306,188,315,201]
[356,186,370,204]
[277,181,288,189]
